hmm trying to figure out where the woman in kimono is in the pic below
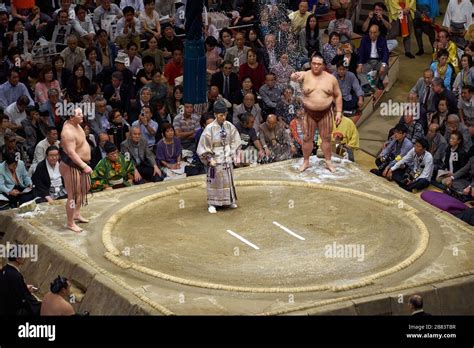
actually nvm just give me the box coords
[197,100,241,214]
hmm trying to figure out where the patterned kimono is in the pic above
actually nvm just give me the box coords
[90,154,135,192]
[197,120,241,207]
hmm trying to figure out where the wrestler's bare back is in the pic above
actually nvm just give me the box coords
[61,121,91,162]
[300,71,339,111]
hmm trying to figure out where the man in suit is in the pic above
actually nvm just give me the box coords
[357,25,389,92]
[210,61,241,105]
[408,294,431,316]
[32,145,67,203]
[90,132,109,169]
[224,32,250,74]
[120,126,163,183]
[0,252,41,315]
[103,71,131,116]
[410,69,435,116]
[261,34,279,72]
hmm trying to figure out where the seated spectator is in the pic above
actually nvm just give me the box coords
[120,0,144,14]
[210,61,241,105]
[290,0,311,35]
[432,29,459,74]
[333,61,364,113]
[232,0,257,26]
[426,123,448,175]
[206,36,221,75]
[259,73,282,118]
[259,114,296,163]
[429,77,458,115]
[239,49,267,93]
[157,23,183,62]
[331,42,359,76]
[90,132,110,169]
[34,65,61,106]
[95,29,119,75]
[165,85,184,120]
[290,107,318,157]
[298,14,322,58]
[235,112,265,166]
[443,156,474,198]
[430,98,449,135]
[327,8,353,43]
[163,47,183,87]
[271,53,296,90]
[156,123,184,175]
[370,124,413,177]
[92,0,123,33]
[224,32,250,74]
[91,141,135,191]
[0,132,28,163]
[322,32,341,73]
[131,106,158,149]
[410,69,434,118]
[318,115,359,161]
[115,6,141,50]
[121,126,163,183]
[72,5,95,47]
[139,0,161,40]
[107,109,130,150]
[109,52,134,88]
[444,114,472,152]
[52,55,71,90]
[21,107,50,160]
[453,54,474,97]
[275,85,299,125]
[144,70,168,110]
[310,0,329,15]
[66,63,90,103]
[437,130,468,183]
[83,47,103,84]
[0,152,34,208]
[30,127,59,174]
[261,34,279,72]
[361,2,397,51]
[399,112,425,144]
[60,34,85,72]
[0,68,34,111]
[357,24,389,93]
[408,294,431,316]
[459,85,474,124]
[386,138,433,192]
[32,145,67,203]
[126,42,143,76]
[205,86,232,116]
[246,28,264,52]
[233,92,263,133]
[273,15,292,53]
[234,76,255,106]
[173,104,201,152]
[89,97,111,136]
[40,275,78,316]
[0,115,16,149]
[103,71,131,115]
[218,28,234,59]
[0,251,41,316]
[430,49,454,90]
[4,95,30,134]
[135,56,155,92]
[44,10,73,51]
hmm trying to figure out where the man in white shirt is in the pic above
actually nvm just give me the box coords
[4,96,30,133]
[115,6,141,49]
[443,0,473,32]
[30,127,60,175]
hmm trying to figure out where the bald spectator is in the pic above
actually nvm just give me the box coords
[259,114,296,162]
[408,294,431,316]
[60,34,85,72]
